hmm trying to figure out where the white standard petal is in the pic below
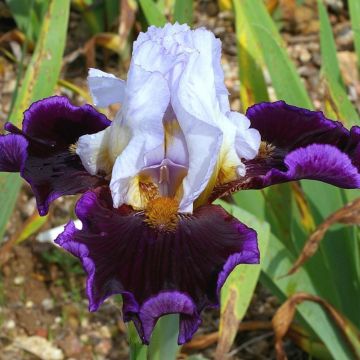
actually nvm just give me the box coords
[76,128,112,175]
[227,112,261,160]
[110,137,147,208]
[109,67,171,208]
[88,68,126,107]
[170,29,224,212]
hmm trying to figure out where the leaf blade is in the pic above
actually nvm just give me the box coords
[0,0,70,241]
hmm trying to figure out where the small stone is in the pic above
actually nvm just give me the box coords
[80,334,89,343]
[218,10,234,20]
[299,48,311,63]
[5,320,16,329]
[58,333,82,358]
[14,336,64,360]
[41,298,55,311]
[14,276,25,285]
[21,197,36,218]
[80,317,89,328]
[99,325,111,339]
[25,301,34,308]
[94,339,112,356]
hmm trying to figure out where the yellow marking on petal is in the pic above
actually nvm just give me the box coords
[216,148,240,186]
[164,118,182,154]
[145,197,179,232]
[258,141,275,158]
[194,144,239,208]
[126,174,159,210]
[108,123,132,164]
[69,143,78,154]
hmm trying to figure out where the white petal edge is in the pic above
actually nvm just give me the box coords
[76,128,111,175]
[88,68,126,107]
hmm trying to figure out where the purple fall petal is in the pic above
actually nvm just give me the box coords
[2,96,110,215]
[21,95,110,145]
[0,134,28,172]
[55,187,259,344]
[211,101,360,200]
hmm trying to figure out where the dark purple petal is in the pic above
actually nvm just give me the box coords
[0,134,28,172]
[55,187,259,344]
[246,101,349,148]
[21,95,110,146]
[3,96,110,215]
[23,150,107,216]
[210,101,360,200]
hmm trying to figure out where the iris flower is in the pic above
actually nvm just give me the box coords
[1,23,360,344]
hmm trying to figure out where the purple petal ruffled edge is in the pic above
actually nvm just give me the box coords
[55,188,259,344]
[210,101,360,200]
[0,134,28,172]
[0,96,110,215]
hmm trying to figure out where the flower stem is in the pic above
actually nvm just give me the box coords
[148,314,180,360]
[128,322,148,360]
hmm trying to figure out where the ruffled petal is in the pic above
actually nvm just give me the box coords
[22,95,111,145]
[88,68,126,107]
[3,96,110,215]
[210,101,360,200]
[0,134,28,172]
[108,66,171,208]
[55,187,259,344]
[76,128,113,176]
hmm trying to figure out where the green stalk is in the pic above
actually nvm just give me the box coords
[128,315,179,359]
[148,314,179,360]
[128,322,148,360]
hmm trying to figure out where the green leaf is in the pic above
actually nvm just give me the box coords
[72,0,105,34]
[239,0,312,108]
[318,0,359,125]
[232,0,268,110]
[5,0,49,41]
[349,0,360,73]
[148,314,179,360]
[261,232,354,359]
[301,182,360,328]
[128,322,148,360]
[173,0,193,25]
[0,0,70,242]
[15,213,48,244]
[215,200,270,356]
[138,0,167,27]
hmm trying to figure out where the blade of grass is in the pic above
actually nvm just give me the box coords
[232,0,268,110]
[261,232,354,359]
[0,0,70,242]
[318,0,359,125]
[138,0,167,27]
[173,0,193,25]
[215,201,270,358]
[239,0,360,350]
[148,315,179,360]
[317,0,360,327]
[239,0,312,109]
[5,0,49,41]
[72,0,105,34]
[349,0,360,73]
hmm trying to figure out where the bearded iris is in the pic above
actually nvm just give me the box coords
[1,23,360,344]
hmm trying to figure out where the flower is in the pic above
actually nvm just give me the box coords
[0,97,110,215]
[1,23,360,344]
